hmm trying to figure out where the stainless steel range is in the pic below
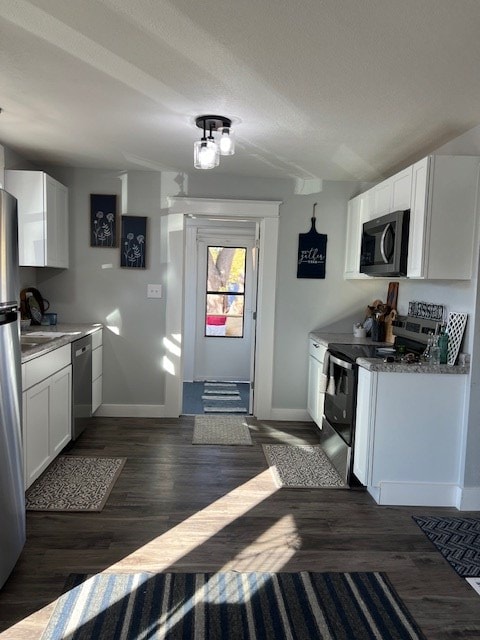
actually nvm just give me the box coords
[320,315,442,486]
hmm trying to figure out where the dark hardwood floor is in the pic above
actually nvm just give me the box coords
[0,416,479,639]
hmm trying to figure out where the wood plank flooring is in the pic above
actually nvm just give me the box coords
[1,416,480,638]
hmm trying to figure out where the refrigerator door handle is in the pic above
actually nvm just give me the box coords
[0,309,18,326]
[0,302,18,313]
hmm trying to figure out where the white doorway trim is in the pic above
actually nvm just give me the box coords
[164,197,281,419]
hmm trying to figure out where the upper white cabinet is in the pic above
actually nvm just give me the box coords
[407,155,479,279]
[344,192,370,279]
[370,166,413,219]
[5,170,69,268]
[344,155,479,280]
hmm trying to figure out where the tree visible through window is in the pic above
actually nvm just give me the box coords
[205,246,246,337]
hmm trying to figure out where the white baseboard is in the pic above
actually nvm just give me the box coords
[268,408,312,421]
[94,405,311,421]
[94,404,165,418]
[457,486,480,511]
[375,481,460,507]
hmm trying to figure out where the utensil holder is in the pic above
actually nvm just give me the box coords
[371,319,385,342]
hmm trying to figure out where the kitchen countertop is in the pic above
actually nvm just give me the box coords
[21,323,103,363]
[309,331,469,374]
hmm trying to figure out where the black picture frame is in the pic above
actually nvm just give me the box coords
[90,194,117,247]
[120,215,147,268]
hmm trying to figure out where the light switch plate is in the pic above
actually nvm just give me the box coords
[147,284,162,298]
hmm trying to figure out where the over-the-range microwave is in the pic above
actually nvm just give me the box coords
[360,209,410,277]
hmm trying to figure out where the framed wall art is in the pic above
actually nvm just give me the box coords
[90,194,117,247]
[121,215,147,268]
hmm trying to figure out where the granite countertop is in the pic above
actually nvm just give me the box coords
[309,331,469,375]
[21,323,103,364]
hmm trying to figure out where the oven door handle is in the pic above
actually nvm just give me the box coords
[329,354,354,370]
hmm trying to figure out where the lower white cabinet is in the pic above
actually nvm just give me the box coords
[307,339,327,426]
[354,367,467,506]
[92,329,103,413]
[22,345,72,489]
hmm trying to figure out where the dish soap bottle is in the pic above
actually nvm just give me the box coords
[421,334,433,363]
[438,324,449,365]
[430,335,441,365]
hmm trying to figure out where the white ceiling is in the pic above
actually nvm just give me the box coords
[1,0,480,182]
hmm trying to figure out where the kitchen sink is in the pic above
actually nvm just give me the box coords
[20,335,58,351]
[20,331,81,352]
[21,335,57,345]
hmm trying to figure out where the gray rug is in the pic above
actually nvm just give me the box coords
[26,456,126,511]
[202,382,247,413]
[41,571,426,639]
[413,516,480,577]
[262,445,347,488]
[193,415,252,445]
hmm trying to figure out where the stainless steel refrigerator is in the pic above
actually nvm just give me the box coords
[0,188,25,589]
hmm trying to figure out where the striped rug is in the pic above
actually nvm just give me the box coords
[41,571,425,639]
[202,382,247,414]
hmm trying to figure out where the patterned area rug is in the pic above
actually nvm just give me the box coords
[262,445,347,488]
[41,571,425,640]
[193,415,252,445]
[202,382,247,413]
[26,456,126,512]
[413,516,480,577]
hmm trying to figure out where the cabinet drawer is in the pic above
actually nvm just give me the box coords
[92,345,103,381]
[23,344,71,390]
[309,339,327,363]
[92,329,102,350]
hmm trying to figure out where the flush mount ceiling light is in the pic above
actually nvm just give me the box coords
[194,115,235,170]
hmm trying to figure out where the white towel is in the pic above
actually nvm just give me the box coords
[318,352,336,395]
[326,360,336,395]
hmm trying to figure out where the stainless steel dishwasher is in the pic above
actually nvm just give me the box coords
[72,335,92,440]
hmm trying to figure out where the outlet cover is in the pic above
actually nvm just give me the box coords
[147,284,162,298]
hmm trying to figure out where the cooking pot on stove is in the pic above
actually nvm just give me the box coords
[20,287,50,325]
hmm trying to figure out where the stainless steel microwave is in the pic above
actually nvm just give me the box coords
[360,210,410,277]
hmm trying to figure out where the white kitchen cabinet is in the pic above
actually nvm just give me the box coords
[370,166,412,219]
[345,155,479,280]
[5,170,69,268]
[92,329,103,414]
[307,339,327,426]
[345,167,412,277]
[344,192,369,279]
[22,379,50,489]
[22,345,72,489]
[354,367,467,506]
[407,155,479,279]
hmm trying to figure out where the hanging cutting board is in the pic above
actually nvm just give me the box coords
[297,203,327,279]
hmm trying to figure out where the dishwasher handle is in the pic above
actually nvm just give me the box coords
[75,344,91,358]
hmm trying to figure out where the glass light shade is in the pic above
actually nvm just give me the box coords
[218,126,235,155]
[194,139,219,169]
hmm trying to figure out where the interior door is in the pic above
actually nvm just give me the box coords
[194,231,255,382]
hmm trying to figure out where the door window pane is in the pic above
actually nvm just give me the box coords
[205,246,246,338]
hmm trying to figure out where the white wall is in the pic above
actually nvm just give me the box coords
[30,167,385,415]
